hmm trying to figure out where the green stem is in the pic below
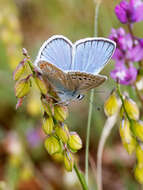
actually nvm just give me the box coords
[85,89,94,183]
[116,83,131,122]
[74,164,88,190]
[27,60,35,73]
[85,0,101,184]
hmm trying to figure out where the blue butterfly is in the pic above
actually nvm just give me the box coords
[34,35,116,104]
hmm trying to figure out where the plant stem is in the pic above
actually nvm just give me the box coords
[127,24,143,113]
[85,0,101,184]
[27,60,35,73]
[85,89,94,183]
[74,164,88,190]
[116,83,131,122]
[128,24,134,41]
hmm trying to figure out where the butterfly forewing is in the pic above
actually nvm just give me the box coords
[35,35,73,71]
[72,38,116,75]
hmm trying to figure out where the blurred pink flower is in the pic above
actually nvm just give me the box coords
[27,128,45,148]
[127,39,143,62]
[109,28,133,61]
[110,63,137,85]
[115,0,143,24]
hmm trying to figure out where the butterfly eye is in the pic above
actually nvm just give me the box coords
[76,94,84,100]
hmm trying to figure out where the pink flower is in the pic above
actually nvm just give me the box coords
[115,0,143,24]
[109,28,133,61]
[27,128,45,148]
[110,63,137,85]
[127,39,143,62]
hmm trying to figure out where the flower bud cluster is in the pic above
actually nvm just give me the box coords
[104,88,143,183]
[13,52,82,172]
[42,97,82,172]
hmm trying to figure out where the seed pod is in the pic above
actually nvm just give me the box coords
[132,120,143,141]
[64,151,74,172]
[34,74,48,95]
[119,118,136,154]
[123,97,139,120]
[54,105,68,122]
[13,60,26,81]
[68,132,82,151]
[134,165,143,184]
[104,91,119,117]
[136,144,143,167]
[44,136,61,155]
[55,124,69,143]
[15,78,30,98]
[42,116,54,135]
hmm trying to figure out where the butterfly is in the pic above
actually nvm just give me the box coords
[34,35,116,104]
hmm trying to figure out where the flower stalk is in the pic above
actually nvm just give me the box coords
[85,0,101,184]
[74,164,88,190]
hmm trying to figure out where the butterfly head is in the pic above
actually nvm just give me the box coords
[56,90,84,104]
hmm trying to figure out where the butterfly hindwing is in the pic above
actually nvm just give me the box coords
[72,38,116,74]
[35,35,73,71]
[39,61,76,92]
[67,71,107,92]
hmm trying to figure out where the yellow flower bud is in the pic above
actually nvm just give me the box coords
[104,91,119,117]
[13,60,26,81]
[132,120,143,141]
[134,165,143,184]
[42,116,54,135]
[41,99,52,116]
[123,97,139,120]
[44,136,61,155]
[55,124,69,143]
[68,132,82,151]
[34,74,48,95]
[54,105,68,122]
[52,152,64,162]
[15,78,30,98]
[64,151,74,172]
[136,144,143,167]
[119,118,136,154]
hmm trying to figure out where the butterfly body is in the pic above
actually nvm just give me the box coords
[35,35,116,104]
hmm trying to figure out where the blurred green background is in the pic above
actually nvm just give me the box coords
[0,0,142,189]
